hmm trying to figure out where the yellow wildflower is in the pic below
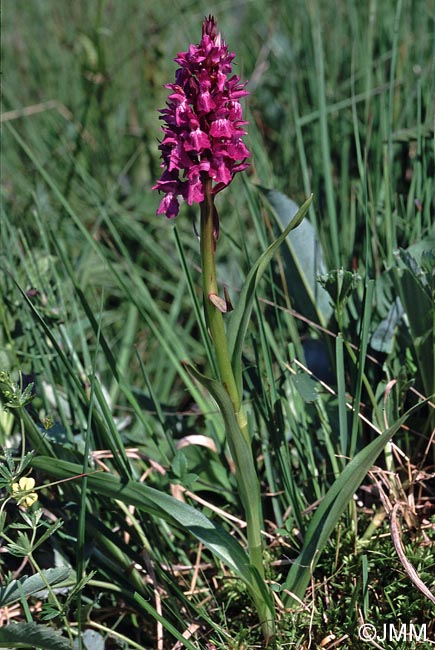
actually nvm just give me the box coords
[12,476,38,508]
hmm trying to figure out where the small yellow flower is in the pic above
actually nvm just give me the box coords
[11,476,38,508]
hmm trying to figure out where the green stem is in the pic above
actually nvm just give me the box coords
[200,178,240,412]
[199,182,251,444]
[199,178,275,640]
[31,553,73,641]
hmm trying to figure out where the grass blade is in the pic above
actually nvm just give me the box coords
[283,400,425,605]
[227,194,312,395]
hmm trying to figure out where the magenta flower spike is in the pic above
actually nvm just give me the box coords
[152,15,250,219]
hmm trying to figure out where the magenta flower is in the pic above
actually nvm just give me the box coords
[152,15,250,218]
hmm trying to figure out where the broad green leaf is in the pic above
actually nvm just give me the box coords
[185,365,262,526]
[260,188,332,325]
[73,630,105,650]
[371,297,404,353]
[391,249,434,396]
[291,373,319,403]
[227,194,313,396]
[283,401,425,605]
[0,622,72,650]
[30,456,253,588]
[0,568,72,607]
[185,363,276,623]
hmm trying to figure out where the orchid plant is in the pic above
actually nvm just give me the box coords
[153,16,312,641]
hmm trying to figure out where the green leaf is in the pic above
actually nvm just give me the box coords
[283,400,426,605]
[371,297,404,354]
[40,604,62,621]
[391,249,434,396]
[185,363,275,619]
[6,532,32,557]
[171,449,188,479]
[30,456,253,588]
[185,365,262,522]
[32,520,65,553]
[291,373,319,403]
[227,193,313,396]
[260,188,332,325]
[0,568,72,607]
[73,630,105,650]
[0,622,72,650]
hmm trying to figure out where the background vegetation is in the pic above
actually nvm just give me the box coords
[1,0,434,648]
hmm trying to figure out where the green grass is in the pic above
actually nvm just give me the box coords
[1,1,435,648]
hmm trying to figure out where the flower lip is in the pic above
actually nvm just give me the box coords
[153,15,250,218]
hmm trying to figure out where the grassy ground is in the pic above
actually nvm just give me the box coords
[1,1,435,648]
